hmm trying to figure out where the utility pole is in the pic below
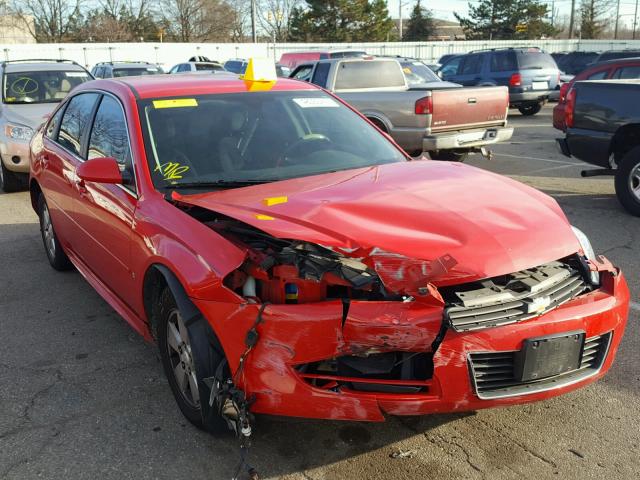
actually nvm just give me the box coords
[614,0,621,39]
[551,0,555,27]
[568,0,575,38]
[634,0,639,39]
[251,0,257,43]
[398,0,409,41]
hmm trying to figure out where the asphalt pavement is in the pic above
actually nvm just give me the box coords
[1,104,638,480]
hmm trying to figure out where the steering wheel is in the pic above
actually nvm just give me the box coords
[279,134,332,166]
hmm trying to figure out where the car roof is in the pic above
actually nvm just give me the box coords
[595,56,640,66]
[87,74,317,99]
[4,62,87,73]
[98,62,156,68]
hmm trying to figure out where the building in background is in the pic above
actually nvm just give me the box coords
[0,15,35,44]
[392,18,465,41]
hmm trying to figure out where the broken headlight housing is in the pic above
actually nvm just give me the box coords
[572,226,600,285]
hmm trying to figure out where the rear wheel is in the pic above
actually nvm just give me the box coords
[38,195,72,270]
[157,287,230,434]
[0,160,23,193]
[614,146,640,216]
[429,150,469,162]
[518,103,542,116]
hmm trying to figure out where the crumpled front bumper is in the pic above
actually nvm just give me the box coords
[192,267,629,422]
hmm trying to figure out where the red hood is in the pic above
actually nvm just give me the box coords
[174,161,580,286]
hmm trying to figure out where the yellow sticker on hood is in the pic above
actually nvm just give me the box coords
[153,98,198,109]
[263,196,288,206]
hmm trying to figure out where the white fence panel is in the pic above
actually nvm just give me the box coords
[2,39,640,69]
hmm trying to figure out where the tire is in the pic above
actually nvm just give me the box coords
[38,195,72,271]
[0,160,23,193]
[518,103,542,116]
[430,150,469,162]
[157,287,230,434]
[614,146,640,217]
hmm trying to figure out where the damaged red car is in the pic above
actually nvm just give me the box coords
[29,71,629,436]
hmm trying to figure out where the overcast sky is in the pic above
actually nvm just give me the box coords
[385,0,640,28]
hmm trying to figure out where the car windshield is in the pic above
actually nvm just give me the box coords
[113,67,162,77]
[140,90,406,189]
[517,51,557,70]
[400,61,440,84]
[3,70,92,104]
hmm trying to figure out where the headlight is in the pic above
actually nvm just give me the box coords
[5,124,34,141]
[571,226,600,285]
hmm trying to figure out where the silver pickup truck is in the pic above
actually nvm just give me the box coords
[290,58,513,161]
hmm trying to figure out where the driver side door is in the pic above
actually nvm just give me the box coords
[70,93,139,310]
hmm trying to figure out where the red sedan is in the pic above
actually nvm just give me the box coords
[29,69,629,437]
[553,56,640,131]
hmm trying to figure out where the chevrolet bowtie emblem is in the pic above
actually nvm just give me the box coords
[526,296,552,314]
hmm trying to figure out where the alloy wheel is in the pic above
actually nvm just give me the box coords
[629,163,640,201]
[41,204,56,259]
[166,308,200,408]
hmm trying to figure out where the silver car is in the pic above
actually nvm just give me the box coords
[0,59,92,192]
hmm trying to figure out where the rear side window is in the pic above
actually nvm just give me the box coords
[587,70,608,80]
[311,63,331,87]
[460,54,483,75]
[57,93,99,157]
[196,63,225,72]
[517,52,557,70]
[334,61,405,89]
[613,66,640,79]
[88,95,135,191]
[491,51,517,72]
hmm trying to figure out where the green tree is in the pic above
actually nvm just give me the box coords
[579,0,608,39]
[288,0,393,41]
[455,0,556,40]
[404,0,435,40]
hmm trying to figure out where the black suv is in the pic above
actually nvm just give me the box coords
[439,47,559,116]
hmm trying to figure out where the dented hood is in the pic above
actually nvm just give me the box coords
[174,161,580,285]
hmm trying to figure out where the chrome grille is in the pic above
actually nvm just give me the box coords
[468,332,611,399]
[444,261,589,332]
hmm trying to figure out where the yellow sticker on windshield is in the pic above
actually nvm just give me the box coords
[155,162,189,180]
[263,196,288,206]
[153,98,198,109]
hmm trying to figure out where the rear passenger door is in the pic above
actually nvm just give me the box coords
[39,92,100,250]
[70,93,138,308]
[489,51,518,88]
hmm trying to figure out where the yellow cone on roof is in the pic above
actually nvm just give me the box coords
[240,58,277,82]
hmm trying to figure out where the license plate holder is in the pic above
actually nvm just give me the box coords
[515,331,584,382]
[532,81,548,90]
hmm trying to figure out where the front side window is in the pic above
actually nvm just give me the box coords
[140,91,406,189]
[45,107,65,139]
[586,70,608,80]
[292,65,313,81]
[3,70,92,104]
[439,56,462,77]
[57,93,100,157]
[88,95,135,191]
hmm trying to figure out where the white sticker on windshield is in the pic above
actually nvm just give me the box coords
[65,72,87,77]
[293,97,339,108]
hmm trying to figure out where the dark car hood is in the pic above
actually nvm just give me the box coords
[174,161,580,285]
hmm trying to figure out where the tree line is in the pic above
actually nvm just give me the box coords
[8,0,617,43]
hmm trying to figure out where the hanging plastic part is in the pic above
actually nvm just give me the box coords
[204,304,270,480]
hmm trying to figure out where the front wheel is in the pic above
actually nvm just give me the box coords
[0,160,23,193]
[157,287,230,434]
[38,195,72,270]
[518,103,542,116]
[614,146,640,216]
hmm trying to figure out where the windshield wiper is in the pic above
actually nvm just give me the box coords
[163,179,273,189]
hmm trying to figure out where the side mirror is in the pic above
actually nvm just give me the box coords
[437,70,443,79]
[76,157,122,184]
